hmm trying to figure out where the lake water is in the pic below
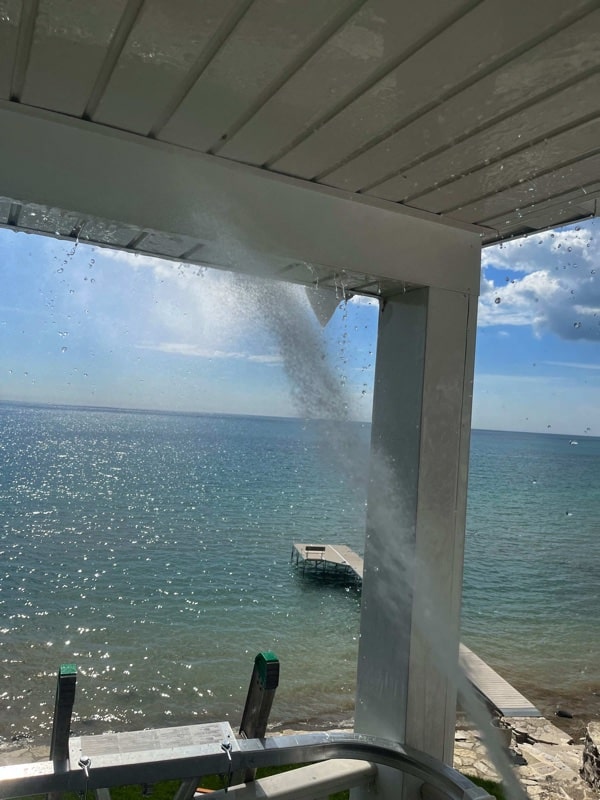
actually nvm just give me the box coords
[0,404,598,746]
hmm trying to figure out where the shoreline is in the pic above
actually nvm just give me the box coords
[3,705,598,766]
[1,686,597,757]
[1,668,597,753]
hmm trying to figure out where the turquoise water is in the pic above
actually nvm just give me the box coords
[462,429,600,732]
[0,405,598,744]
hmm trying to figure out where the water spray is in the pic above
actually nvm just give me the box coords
[233,275,527,800]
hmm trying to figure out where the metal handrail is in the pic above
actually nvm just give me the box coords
[0,731,492,800]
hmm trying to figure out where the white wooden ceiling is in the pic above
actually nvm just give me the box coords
[0,0,598,284]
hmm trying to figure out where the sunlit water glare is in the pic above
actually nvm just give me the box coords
[0,406,366,742]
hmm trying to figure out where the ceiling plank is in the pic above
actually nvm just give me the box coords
[0,196,13,223]
[371,76,600,204]
[0,3,20,99]
[216,0,470,166]
[442,152,600,224]
[409,117,600,214]
[20,0,128,116]
[480,181,600,234]
[94,0,242,135]
[159,0,362,153]
[266,0,595,179]
[321,11,600,193]
[1,0,27,100]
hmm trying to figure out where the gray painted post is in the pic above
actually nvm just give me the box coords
[174,652,280,800]
[236,651,280,784]
[49,664,77,763]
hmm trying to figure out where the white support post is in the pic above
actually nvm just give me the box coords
[355,284,478,799]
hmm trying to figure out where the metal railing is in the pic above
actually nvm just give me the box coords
[0,731,492,800]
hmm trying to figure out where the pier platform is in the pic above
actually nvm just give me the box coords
[293,542,541,720]
[291,543,363,581]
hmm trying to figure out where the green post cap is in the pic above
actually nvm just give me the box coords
[59,664,77,677]
[255,651,279,690]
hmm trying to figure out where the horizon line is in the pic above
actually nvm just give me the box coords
[0,398,596,439]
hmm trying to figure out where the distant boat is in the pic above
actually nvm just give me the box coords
[569,440,579,445]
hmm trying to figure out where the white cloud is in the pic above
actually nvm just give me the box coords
[91,244,378,361]
[136,341,283,365]
[95,247,274,353]
[92,248,177,272]
[248,353,284,364]
[479,220,600,340]
[482,225,598,274]
[542,360,600,371]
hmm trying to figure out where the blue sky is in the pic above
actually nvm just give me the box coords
[0,218,598,435]
[475,219,599,435]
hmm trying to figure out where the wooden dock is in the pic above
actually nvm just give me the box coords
[291,543,363,582]
[459,644,540,717]
[292,542,541,719]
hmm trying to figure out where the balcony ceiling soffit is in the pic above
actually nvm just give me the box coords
[0,0,598,280]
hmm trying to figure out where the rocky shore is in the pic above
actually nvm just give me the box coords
[581,723,600,792]
[454,717,599,800]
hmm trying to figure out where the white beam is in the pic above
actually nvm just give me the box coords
[0,102,482,292]
[209,760,376,800]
